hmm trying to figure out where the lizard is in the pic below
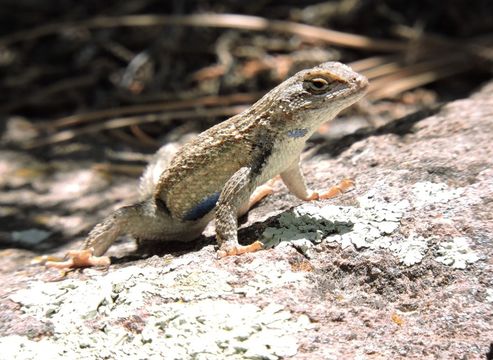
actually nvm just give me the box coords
[46,61,368,269]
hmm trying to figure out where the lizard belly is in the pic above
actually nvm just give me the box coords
[254,138,306,186]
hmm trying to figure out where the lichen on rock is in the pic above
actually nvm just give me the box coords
[262,182,480,269]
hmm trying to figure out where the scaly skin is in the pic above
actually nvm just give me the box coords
[46,61,368,268]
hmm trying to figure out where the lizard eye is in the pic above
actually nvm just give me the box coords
[304,77,333,94]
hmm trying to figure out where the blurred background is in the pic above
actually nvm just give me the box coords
[0,0,492,253]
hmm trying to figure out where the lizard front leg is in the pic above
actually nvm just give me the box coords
[280,158,354,201]
[215,167,263,257]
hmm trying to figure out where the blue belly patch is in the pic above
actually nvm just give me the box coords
[287,128,308,138]
[183,191,221,221]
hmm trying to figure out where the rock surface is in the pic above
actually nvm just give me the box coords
[1,82,492,359]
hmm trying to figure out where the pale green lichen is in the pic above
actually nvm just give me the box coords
[262,182,479,269]
[411,181,464,208]
[261,193,408,259]
[389,233,429,266]
[434,237,480,269]
[261,204,347,250]
[6,255,312,359]
[2,299,310,360]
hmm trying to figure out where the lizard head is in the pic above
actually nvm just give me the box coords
[300,61,368,106]
[265,61,369,128]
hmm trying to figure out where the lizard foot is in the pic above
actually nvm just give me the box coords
[45,248,111,269]
[217,240,264,258]
[308,178,355,200]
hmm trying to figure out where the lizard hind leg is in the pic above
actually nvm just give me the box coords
[46,200,162,269]
[45,205,136,269]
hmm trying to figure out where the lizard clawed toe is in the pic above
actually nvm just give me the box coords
[217,240,264,258]
[311,178,355,201]
[45,248,111,269]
